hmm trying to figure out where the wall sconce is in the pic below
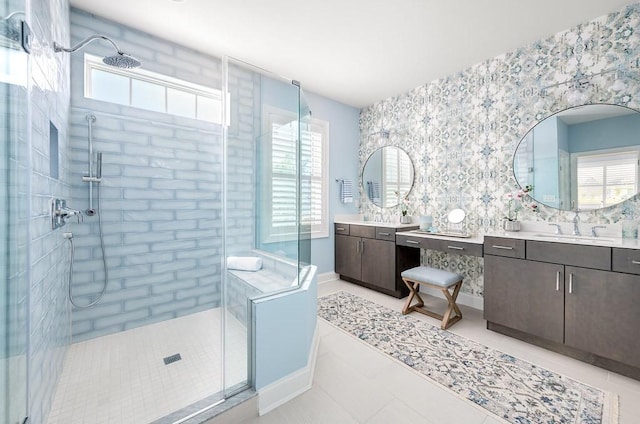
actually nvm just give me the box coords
[566,80,590,105]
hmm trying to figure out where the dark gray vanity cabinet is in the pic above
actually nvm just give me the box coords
[335,234,361,281]
[484,236,640,379]
[564,267,640,369]
[334,224,419,298]
[484,255,564,344]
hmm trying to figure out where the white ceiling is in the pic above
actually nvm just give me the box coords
[70,0,638,108]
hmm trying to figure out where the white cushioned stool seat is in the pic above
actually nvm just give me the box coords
[401,266,462,288]
[400,266,463,330]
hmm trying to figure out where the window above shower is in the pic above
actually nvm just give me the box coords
[83,54,229,124]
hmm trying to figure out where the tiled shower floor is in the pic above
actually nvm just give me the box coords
[47,308,248,424]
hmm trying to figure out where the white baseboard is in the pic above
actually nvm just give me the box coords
[317,272,339,283]
[257,323,320,415]
[419,286,484,311]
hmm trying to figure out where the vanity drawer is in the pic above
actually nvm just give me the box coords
[527,241,611,271]
[484,237,525,259]
[375,227,396,241]
[350,224,376,239]
[334,223,350,235]
[420,238,483,257]
[612,248,640,275]
[396,233,427,249]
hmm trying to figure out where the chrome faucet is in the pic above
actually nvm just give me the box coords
[572,210,581,236]
[51,198,83,229]
[57,205,84,224]
[548,223,562,235]
[591,225,606,237]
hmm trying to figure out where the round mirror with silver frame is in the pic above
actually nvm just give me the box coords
[513,103,640,211]
[362,146,415,208]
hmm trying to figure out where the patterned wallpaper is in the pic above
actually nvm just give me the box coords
[359,3,640,298]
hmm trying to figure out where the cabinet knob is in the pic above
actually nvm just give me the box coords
[447,246,464,250]
[379,232,390,236]
[556,271,561,291]
[632,260,640,265]
[406,240,420,245]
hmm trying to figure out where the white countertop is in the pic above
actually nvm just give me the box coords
[486,230,640,250]
[334,214,418,229]
[333,216,640,250]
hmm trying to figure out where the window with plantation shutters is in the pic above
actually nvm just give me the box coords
[263,106,329,241]
[576,149,639,209]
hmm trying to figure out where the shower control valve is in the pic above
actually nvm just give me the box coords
[51,198,83,229]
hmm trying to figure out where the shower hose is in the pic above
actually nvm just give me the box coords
[66,184,109,308]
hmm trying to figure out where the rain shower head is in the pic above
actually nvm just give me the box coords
[53,34,141,69]
[102,52,141,69]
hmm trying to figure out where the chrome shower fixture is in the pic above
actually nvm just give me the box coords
[53,34,141,69]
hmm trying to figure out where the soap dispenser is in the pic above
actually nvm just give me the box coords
[621,210,638,239]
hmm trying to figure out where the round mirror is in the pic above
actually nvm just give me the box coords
[362,146,415,208]
[513,104,640,211]
[447,209,466,224]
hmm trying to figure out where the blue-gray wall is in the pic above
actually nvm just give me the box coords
[568,113,640,153]
[306,92,360,274]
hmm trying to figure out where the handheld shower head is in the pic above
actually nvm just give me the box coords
[96,152,103,180]
[53,34,141,69]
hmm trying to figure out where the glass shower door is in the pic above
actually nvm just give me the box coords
[1,0,29,423]
[222,57,309,396]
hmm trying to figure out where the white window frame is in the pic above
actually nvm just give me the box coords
[261,105,329,243]
[83,53,228,124]
[571,146,640,209]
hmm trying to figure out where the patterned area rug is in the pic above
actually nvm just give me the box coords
[318,291,618,424]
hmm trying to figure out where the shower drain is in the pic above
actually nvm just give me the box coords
[163,353,182,365]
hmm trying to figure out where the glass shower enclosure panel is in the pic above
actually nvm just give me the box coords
[1,0,29,422]
[222,57,311,395]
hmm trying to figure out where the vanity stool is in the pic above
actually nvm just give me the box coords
[400,266,463,330]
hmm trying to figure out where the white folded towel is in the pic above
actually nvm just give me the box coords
[227,256,262,272]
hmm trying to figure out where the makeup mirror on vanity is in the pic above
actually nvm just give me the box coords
[513,104,640,211]
[362,146,415,208]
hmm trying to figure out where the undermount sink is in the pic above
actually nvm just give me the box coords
[531,233,615,243]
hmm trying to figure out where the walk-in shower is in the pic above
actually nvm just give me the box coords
[2,6,314,423]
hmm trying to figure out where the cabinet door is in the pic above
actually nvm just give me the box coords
[484,255,564,343]
[361,238,396,291]
[565,267,640,368]
[335,234,361,280]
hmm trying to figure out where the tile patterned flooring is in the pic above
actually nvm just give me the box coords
[47,308,247,424]
[237,279,640,424]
